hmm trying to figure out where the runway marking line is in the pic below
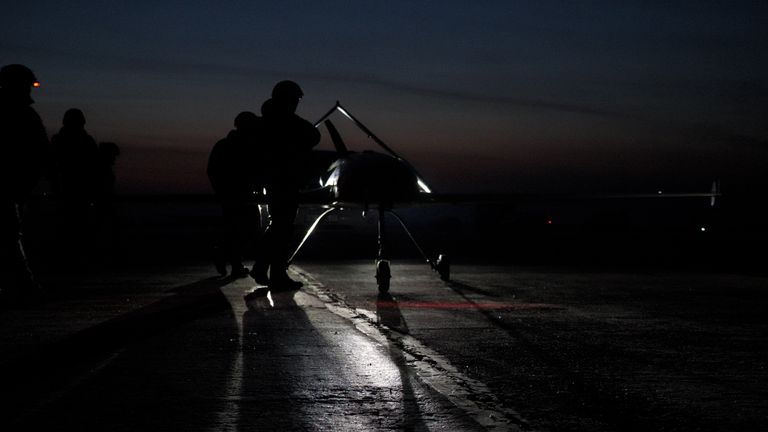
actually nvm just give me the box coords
[375,299,563,311]
[291,266,531,432]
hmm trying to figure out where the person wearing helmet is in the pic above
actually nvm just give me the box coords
[250,80,320,289]
[0,64,49,303]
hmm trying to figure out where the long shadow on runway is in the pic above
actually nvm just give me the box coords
[2,275,238,429]
[375,293,431,431]
[375,293,490,431]
[238,288,436,430]
[240,289,313,430]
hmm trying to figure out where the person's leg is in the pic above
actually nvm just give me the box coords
[223,200,250,277]
[250,203,273,285]
[1,202,41,301]
[265,200,301,288]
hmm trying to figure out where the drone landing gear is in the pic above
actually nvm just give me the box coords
[375,259,391,294]
[287,206,449,294]
[376,209,450,294]
[287,207,338,265]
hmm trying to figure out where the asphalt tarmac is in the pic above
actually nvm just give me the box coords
[1,260,766,431]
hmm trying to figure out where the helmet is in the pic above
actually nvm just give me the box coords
[0,64,38,89]
[271,80,303,100]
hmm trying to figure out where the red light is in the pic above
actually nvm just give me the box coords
[547,218,553,225]
[32,81,40,88]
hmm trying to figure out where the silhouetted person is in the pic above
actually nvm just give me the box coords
[251,81,320,288]
[208,111,263,278]
[0,64,48,302]
[50,108,99,262]
[52,109,99,196]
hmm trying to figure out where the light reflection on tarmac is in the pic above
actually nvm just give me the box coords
[2,261,767,431]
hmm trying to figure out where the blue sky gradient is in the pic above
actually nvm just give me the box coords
[2,1,766,194]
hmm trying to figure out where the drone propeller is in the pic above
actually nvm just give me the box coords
[323,119,348,155]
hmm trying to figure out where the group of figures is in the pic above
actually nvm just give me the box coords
[1,64,120,304]
[207,80,320,289]
[0,62,315,304]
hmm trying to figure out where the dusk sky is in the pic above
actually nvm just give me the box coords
[2,1,766,195]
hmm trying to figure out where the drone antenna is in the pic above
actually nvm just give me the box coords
[313,102,340,128]
[333,102,403,159]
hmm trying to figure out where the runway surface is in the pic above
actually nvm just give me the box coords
[1,260,767,431]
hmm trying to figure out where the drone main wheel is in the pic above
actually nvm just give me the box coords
[436,254,450,281]
[376,260,391,293]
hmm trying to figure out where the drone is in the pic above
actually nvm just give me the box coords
[286,101,449,293]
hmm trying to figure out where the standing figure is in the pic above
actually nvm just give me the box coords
[50,108,99,262]
[208,111,263,277]
[0,64,49,302]
[251,80,320,288]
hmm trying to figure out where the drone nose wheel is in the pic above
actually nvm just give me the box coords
[376,259,391,293]
[436,254,450,281]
